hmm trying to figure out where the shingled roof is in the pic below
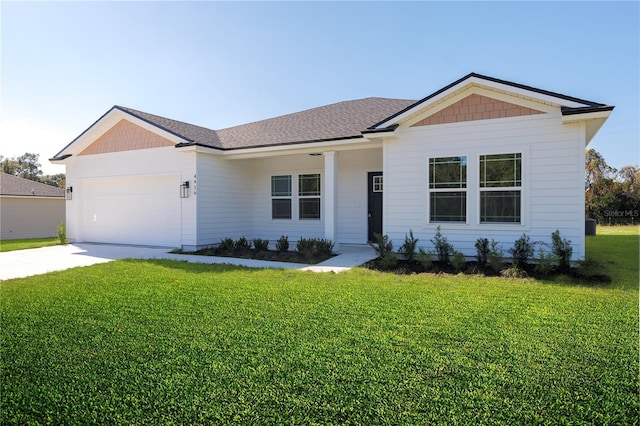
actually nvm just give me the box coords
[0,172,65,198]
[116,97,416,150]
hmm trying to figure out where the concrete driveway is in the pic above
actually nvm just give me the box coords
[0,243,377,280]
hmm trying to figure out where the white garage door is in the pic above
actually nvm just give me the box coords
[81,175,181,247]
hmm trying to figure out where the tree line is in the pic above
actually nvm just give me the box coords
[585,148,639,224]
[0,152,66,188]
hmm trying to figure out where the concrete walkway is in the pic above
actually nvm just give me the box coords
[0,243,377,280]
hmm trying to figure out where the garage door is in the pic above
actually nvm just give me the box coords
[81,175,181,247]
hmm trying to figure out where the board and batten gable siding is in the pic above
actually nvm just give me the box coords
[64,146,197,246]
[1,196,65,240]
[384,109,587,259]
[195,154,254,247]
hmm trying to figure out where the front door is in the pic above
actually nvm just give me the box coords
[368,172,383,242]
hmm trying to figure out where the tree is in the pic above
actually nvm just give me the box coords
[585,149,640,224]
[0,152,65,187]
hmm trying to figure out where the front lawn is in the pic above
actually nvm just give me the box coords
[1,227,638,424]
[0,237,61,252]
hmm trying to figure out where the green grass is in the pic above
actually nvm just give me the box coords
[0,237,61,252]
[1,227,638,425]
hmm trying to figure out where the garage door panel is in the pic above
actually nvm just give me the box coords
[81,176,181,247]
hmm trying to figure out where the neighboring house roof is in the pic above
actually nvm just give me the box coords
[116,97,416,150]
[0,173,65,198]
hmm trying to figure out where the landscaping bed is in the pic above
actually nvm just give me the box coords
[174,235,336,265]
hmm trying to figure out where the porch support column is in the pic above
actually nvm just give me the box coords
[324,151,338,249]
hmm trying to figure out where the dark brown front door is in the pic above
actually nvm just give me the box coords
[368,172,383,242]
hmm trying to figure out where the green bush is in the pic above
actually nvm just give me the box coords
[314,239,335,258]
[509,233,533,268]
[474,238,489,266]
[234,237,251,253]
[551,229,573,270]
[379,252,398,271]
[296,237,316,258]
[501,265,528,278]
[218,237,234,253]
[253,238,269,252]
[534,247,557,276]
[370,233,393,258]
[275,235,289,253]
[57,222,67,245]
[416,248,434,271]
[399,230,419,263]
[487,239,504,272]
[451,251,466,272]
[431,226,454,264]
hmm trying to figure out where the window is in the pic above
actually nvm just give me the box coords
[299,174,321,219]
[271,175,291,219]
[429,156,467,222]
[480,153,521,223]
[373,175,383,192]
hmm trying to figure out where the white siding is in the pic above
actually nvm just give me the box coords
[385,112,586,259]
[65,146,196,247]
[0,197,65,240]
[196,154,254,246]
[336,149,382,244]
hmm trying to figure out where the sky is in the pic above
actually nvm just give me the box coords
[1,1,638,175]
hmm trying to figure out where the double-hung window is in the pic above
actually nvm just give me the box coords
[429,156,467,222]
[479,153,522,223]
[299,174,321,219]
[271,175,292,219]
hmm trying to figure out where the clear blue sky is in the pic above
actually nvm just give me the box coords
[1,1,638,175]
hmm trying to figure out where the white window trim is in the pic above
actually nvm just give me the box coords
[427,154,469,224]
[270,172,323,221]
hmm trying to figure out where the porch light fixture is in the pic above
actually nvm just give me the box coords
[180,181,190,198]
[66,186,73,200]
[309,153,322,156]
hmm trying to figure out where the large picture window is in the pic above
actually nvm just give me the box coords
[299,174,321,219]
[480,153,522,223]
[271,175,291,219]
[429,156,467,222]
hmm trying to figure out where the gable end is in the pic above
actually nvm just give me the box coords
[79,119,175,156]
[410,94,544,127]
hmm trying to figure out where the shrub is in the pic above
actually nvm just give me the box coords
[551,229,573,270]
[296,237,316,258]
[234,237,251,253]
[534,247,557,276]
[416,248,434,271]
[487,239,504,272]
[509,233,533,268]
[474,238,489,266]
[431,226,454,264]
[314,239,335,258]
[501,266,528,278]
[276,235,289,253]
[253,238,269,252]
[399,230,419,263]
[57,222,68,244]
[379,252,398,271]
[451,251,466,272]
[218,237,234,253]
[573,258,611,282]
[370,233,393,258]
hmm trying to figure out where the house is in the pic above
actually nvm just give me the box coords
[51,73,613,259]
[0,172,65,240]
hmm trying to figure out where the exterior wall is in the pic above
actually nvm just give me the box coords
[385,111,586,259]
[336,149,382,244]
[251,154,325,245]
[65,146,196,247]
[195,154,254,247]
[0,197,65,240]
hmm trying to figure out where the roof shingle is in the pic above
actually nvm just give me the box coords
[0,173,65,197]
